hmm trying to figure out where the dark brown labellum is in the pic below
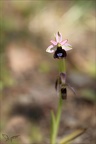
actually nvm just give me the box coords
[54,46,67,59]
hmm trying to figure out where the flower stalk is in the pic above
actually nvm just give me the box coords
[51,58,66,144]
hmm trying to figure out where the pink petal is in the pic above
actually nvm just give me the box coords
[46,45,55,53]
[65,43,72,47]
[60,39,68,46]
[55,32,62,43]
[50,40,57,45]
[62,45,72,51]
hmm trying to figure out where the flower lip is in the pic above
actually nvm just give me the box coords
[54,47,67,59]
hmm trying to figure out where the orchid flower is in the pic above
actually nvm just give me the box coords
[46,32,72,54]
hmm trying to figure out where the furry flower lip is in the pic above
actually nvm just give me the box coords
[46,32,72,54]
[53,46,67,58]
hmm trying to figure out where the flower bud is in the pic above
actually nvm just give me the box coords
[61,87,67,99]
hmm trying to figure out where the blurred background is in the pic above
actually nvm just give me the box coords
[0,0,96,144]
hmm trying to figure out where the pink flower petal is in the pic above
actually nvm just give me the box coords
[50,40,57,45]
[60,39,68,46]
[46,45,56,53]
[65,43,72,47]
[62,45,72,51]
[55,32,62,43]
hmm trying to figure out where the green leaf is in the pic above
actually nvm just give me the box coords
[50,111,56,143]
[59,128,86,144]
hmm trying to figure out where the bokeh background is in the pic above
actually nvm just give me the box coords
[0,0,96,144]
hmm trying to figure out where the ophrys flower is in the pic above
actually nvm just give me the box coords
[46,32,72,58]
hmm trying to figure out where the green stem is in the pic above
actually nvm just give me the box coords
[58,59,66,73]
[51,58,66,144]
[51,96,63,144]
